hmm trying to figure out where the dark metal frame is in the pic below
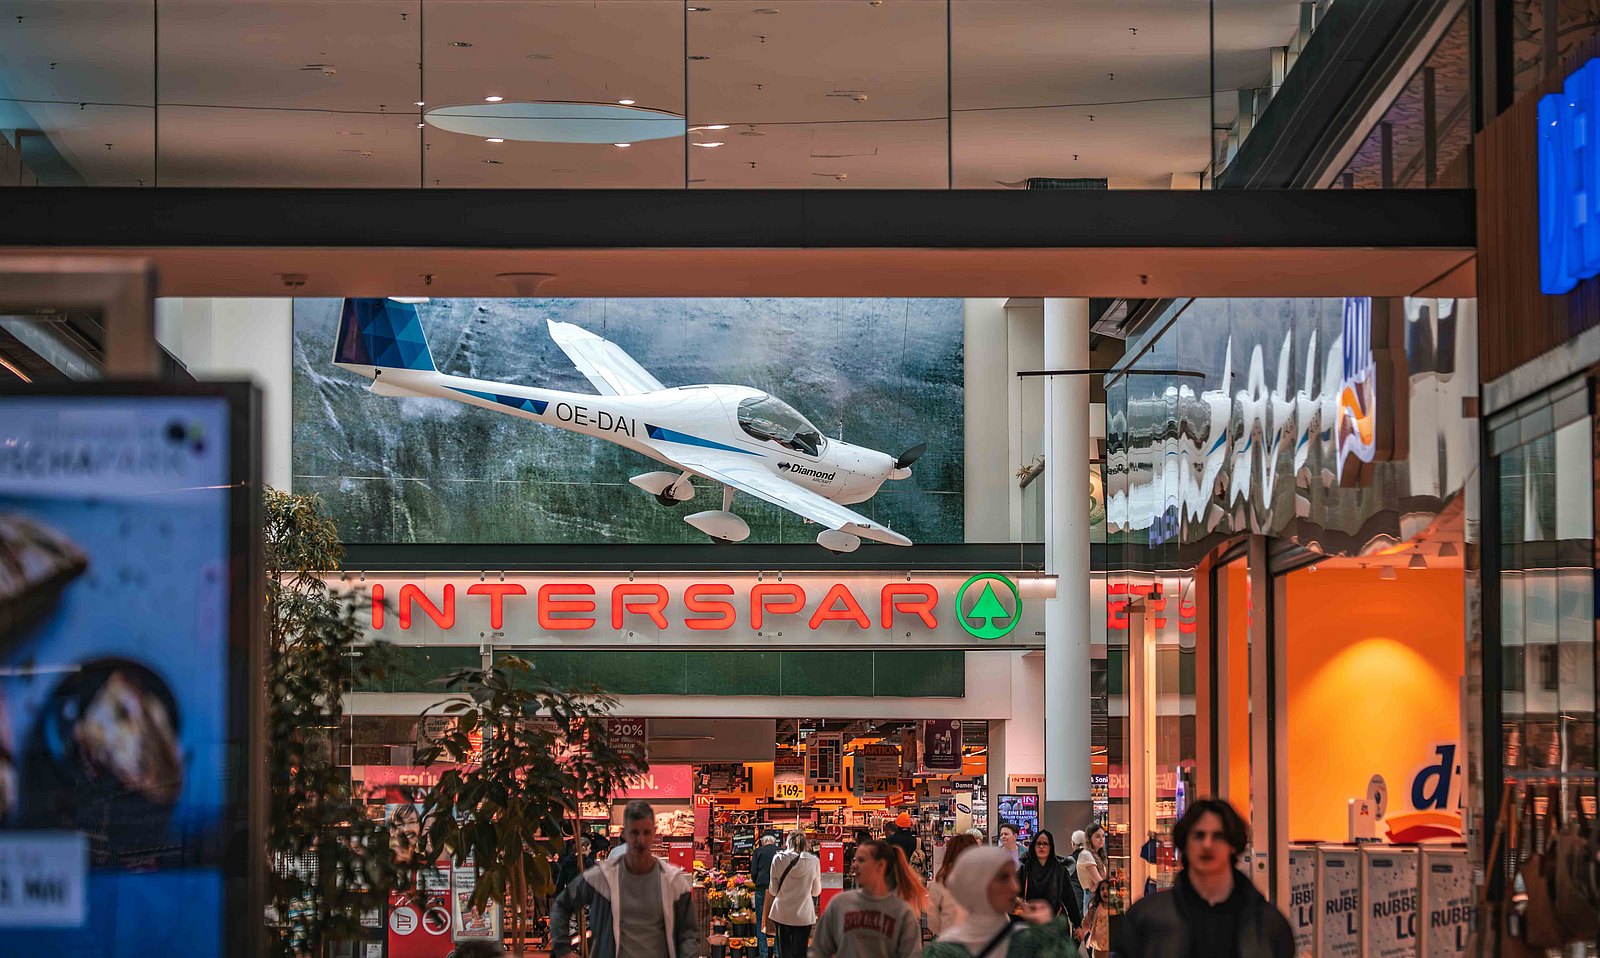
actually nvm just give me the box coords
[0,187,1476,251]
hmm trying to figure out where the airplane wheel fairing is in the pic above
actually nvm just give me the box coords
[685,510,750,542]
[817,529,861,553]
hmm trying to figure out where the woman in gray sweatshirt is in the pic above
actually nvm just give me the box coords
[810,839,927,958]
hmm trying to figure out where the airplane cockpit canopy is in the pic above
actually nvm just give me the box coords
[737,394,825,456]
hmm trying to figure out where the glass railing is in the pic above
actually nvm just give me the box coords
[0,0,1379,191]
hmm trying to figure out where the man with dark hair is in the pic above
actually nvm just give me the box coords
[1114,798,1293,958]
[551,800,701,958]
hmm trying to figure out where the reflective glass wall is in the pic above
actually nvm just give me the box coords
[0,0,1390,189]
[1488,380,1599,862]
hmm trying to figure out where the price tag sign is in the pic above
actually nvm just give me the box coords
[0,833,87,928]
[775,781,805,802]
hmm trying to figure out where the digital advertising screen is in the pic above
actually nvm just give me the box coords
[0,385,258,957]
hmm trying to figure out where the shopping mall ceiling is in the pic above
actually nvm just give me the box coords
[0,0,1304,189]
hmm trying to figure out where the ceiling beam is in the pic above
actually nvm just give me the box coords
[3,187,1473,250]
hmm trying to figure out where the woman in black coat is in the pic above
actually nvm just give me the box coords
[1017,829,1083,929]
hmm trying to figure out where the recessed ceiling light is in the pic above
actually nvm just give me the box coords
[415,101,425,106]
[692,141,724,148]
[484,95,503,102]
[698,124,730,130]
[614,142,632,148]
[486,137,505,143]
[449,41,473,47]
[618,99,636,105]
[416,122,426,129]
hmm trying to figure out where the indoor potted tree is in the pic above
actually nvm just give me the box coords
[414,656,648,956]
[264,487,405,957]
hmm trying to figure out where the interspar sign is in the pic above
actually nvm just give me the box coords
[324,571,1052,649]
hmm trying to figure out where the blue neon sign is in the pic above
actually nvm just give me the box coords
[1539,59,1600,294]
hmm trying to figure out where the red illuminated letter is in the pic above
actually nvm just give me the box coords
[399,583,455,630]
[1106,583,1129,630]
[611,583,669,629]
[538,583,596,630]
[685,583,737,631]
[751,583,806,629]
[466,582,528,630]
[808,583,870,630]
[371,583,385,630]
[880,583,939,629]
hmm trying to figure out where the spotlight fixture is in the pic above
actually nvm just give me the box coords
[618,98,636,105]
[614,142,632,148]
[484,95,503,102]
[1409,553,1428,570]
[1379,566,1397,581]
[485,137,504,143]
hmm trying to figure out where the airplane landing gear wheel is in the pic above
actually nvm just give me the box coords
[656,490,685,507]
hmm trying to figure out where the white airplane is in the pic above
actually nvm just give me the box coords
[332,298,926,551]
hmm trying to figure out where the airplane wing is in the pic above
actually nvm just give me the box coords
[670,449,912,546]
[546,320,665,396]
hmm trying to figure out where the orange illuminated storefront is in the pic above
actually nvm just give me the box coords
[1101,294,1478,917]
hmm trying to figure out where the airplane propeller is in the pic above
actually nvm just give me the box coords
[894,442,929,469]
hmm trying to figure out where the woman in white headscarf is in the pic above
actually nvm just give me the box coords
[923,846,1078,958]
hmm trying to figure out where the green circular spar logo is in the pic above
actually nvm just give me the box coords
[955,573,1021,640]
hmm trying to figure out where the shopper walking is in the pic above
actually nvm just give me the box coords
[927,834,979,935]
[1072,826,1105,918]
[557,832,605,897]
[1113,799,1293,958]
[1018,831,1081,930]
[754,832,782,958]
[996,823,1021,865]
[887,813,920,869]
[923,846,1076,958]
[766,830,824,958]
[810,839,927,958]
[550,800,702,958]
[1063,833,1087,922]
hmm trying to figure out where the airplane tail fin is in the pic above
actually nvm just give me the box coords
[333,298,437,373]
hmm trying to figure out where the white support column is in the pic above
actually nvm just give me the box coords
[1043,298,1091,834]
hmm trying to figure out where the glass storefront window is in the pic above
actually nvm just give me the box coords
[1492,394,1598,852]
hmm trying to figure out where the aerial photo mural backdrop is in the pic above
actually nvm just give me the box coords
[292,297,965,544]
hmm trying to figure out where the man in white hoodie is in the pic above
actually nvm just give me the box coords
[551,800,701,958]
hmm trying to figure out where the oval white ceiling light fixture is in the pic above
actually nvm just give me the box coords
[691,124,730,131]
[618,98,636,105]
[613,142,632,148]
[691,141,724,148]
[426,101,685,143]
[485,137,505,143]
[484,95,503,102]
